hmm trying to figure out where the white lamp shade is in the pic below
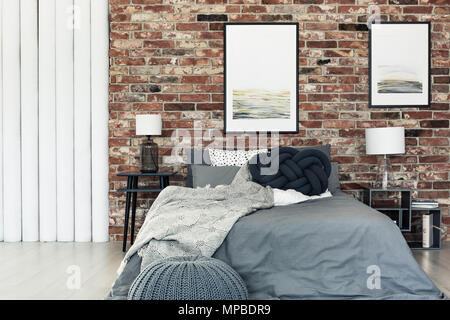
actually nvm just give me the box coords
[136,114,162,136]
[365,127,405,155]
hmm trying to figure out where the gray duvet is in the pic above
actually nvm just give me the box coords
[107,191,445,300]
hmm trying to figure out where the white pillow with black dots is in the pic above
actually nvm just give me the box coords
[208,149,268,167]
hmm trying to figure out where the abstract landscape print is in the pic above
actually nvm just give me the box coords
[232,88,290,119]
[370,22,429,108]
[224,23,298,133]
[377,65,422,94]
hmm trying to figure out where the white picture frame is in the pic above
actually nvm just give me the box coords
[370,22,430,108]
[224,23,299,133]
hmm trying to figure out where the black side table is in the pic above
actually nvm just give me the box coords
[117,172,176,252]
[363,188,442,250]
[364,188,412,231]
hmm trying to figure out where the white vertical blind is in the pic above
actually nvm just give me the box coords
[39,0,57,241]
[91,0,110,242]
[56,0,75,241]
[74,0,92,242]
[2,0,22,242]
[20,0,39,242]
[0,0,109,242]
[0,0,4,242]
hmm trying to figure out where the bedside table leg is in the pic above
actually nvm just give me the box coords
[122,177,132,252]
[161,176,169,189]
[130,177,138,246]
[165,176,170,188]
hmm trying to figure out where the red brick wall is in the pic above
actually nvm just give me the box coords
[108,0,450,241]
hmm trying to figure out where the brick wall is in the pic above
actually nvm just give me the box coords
[108,0,450,241]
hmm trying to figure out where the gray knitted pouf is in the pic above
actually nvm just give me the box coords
[128,256,248,300]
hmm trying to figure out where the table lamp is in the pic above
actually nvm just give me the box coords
[136,114,162,173]
[365,127,405,189]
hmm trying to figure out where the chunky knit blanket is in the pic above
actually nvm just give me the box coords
[118,165,274,274]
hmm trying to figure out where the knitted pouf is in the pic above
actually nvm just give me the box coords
[128,256,248,300]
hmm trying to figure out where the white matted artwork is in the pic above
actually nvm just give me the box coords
[370,22,430,108]
[224,23,299,133]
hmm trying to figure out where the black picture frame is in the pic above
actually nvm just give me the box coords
[369,22,431,108]
[223,22,299,134]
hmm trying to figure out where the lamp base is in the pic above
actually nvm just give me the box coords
[375,154,392,189]
[141,136,159,173]
[382,154,388,189]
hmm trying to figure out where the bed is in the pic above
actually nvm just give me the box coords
[107,147,446,300]
[107,190,445,300]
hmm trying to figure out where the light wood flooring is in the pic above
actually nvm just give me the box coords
[412,242,450,297]
[0,241,448,299]
[0,241,124,300]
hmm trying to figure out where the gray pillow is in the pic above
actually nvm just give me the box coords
[328,162,340,194]
[185,148,211,165]
[187,161,340,194]
[188,165,241,188]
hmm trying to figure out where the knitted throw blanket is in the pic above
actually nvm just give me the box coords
[118,165,274,274]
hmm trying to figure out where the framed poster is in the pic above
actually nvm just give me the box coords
[369,22,430,108]
[224,23,299,133]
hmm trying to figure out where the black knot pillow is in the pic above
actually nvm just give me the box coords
[248,147,331,196]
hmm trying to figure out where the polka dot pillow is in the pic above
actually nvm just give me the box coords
[208,148,268,167]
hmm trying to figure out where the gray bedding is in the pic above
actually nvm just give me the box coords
[107,191,445,300]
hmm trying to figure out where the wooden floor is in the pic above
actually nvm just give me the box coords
[412,242,450,297]
[0,241,448,299]
[0,241,124,300]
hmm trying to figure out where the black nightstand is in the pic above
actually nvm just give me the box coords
[117,172,176,252]
[408,207,441,250]
[364,188,412,231]
[363,188,442,250]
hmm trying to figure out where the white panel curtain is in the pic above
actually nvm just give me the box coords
[0,0,109,242]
